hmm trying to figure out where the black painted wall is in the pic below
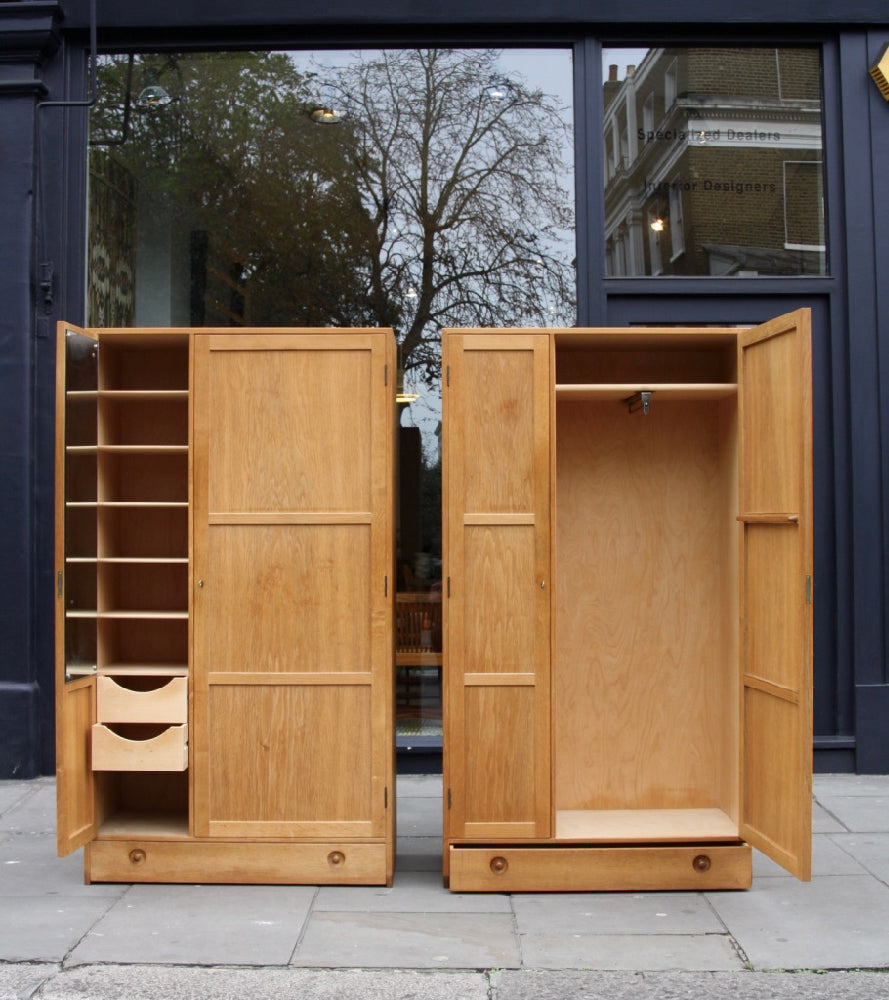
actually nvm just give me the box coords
[2,0,888,776]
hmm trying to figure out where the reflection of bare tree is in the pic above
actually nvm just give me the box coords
[90,49,575,365]
[329,49,576,382]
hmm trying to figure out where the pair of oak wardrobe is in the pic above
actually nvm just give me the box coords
[56,311,812,889]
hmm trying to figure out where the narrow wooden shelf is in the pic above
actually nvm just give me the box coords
[98,389,189,401]
[99,557,189,564]
[98,444,188,454]
[97,501,188,508]
[555,383,737,402]
[99,610,189,620]
[555,808,739,843]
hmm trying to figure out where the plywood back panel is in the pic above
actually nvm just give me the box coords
[554,399,736,813]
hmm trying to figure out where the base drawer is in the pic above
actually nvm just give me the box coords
[86,839,390,885]
[448,843,752,892]
[92,723,188,771]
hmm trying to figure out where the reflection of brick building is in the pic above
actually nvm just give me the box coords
[604,48,824,276]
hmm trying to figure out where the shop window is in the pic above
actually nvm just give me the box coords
[603,46,826,276]
[87,47,576,749]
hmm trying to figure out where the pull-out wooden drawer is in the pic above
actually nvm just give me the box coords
[96,676,187,724]
[448,843,752,892]
[92,723,188,771]
[87,839,389,885]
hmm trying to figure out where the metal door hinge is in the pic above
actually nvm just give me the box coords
[806,575,813,605]
[384,363,388,387]
[446,365,450,387]
[447,577,451,598]
[447,787,452,809]
[57,570,63,598]
[384,786,388,808]
[385,575,389,597]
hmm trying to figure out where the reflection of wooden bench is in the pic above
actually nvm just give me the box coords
[395,593,442,711]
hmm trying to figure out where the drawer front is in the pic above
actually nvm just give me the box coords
[96,676,187,724]
[448,843,752,892]
[87,839,390,885]
[91,723,188,771]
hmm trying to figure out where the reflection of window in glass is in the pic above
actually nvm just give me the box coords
[603,46,826,277]
[784,160,825,251]
[664,58,678,107]
[643,92,655,135]
[668,177,685,259]
[647,209,664,274]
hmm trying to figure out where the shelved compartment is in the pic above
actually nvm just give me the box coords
[98,336,189,392]
[63,617,97,679]
[98,450,189,504]
[65,451,98,504]
[99,392,188,447]
[98,505,188,560]
[96,770,189,838]
[98,615,189,675]
[554,330,738,385]
[64,561,98,614]
[64,392,98,447]
[98,561,188,616]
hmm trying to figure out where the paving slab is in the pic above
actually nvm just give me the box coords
[518,932,743,971]
[813,800,847,833]
[314,869,511,913]
[292,911,521,969]
[0,780,57,835]
[0,780,34,819]
[816,795,889,833]
[814,775,889,796]
[395,836,442,872]
[752,835,869,878]
[708,874,889,969]
[66,884,316,967]
[0,834,125,898]
[829,832,889,884]
[0,894,119,963]
[396,774,443,798]
[492,969,889,999]
[31,965,491,1000]
[512,891,725,935]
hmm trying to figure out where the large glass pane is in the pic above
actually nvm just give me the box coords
[603,47,825,276]
[88,48,576,751]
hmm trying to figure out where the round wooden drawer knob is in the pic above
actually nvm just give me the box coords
[490,856,509,874]
[327,850,346,867]
[129,848,147,866]
[693,854,711,873]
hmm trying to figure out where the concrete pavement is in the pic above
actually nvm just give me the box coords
[1,773,888,998]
